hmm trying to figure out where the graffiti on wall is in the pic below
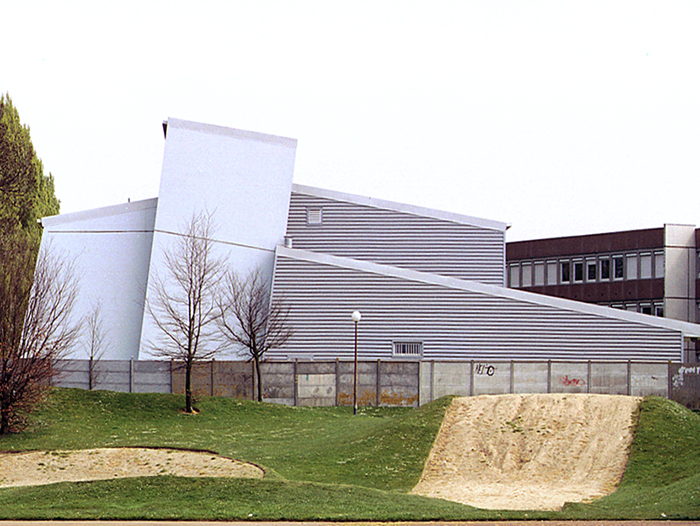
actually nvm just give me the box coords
[560,375,586,386]
[475,363,496,376]
[672,365,700,389]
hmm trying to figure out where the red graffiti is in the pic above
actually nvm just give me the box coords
[560,375,586,386]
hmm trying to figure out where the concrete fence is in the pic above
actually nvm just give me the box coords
[55,359,700,410]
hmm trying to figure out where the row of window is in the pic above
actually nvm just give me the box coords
[608,301,664,317]
[509,251,665,288]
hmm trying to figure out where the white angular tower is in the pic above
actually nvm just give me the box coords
[138,118,297,359]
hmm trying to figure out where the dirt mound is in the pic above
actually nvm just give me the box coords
[0,447,263,487]
[412,393,640,511]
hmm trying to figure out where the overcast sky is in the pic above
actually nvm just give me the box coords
[2,1,698,241]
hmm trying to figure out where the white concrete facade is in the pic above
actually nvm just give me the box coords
[41,199,157,360]
[138,119,296,358]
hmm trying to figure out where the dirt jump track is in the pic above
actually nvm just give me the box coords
[412,393,640,511]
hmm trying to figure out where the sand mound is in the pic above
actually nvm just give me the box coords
[0,447,264,487]
[412,393,640,511]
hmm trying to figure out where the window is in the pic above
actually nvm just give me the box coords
[509,264,520,288]
[640,303,652,315]
[393,342,423,357]
[654,303,664,317]
[626,254,638,280]
[534,261,545,286]
[587,260,597,281]
[307,207,323,225]
[613,255,624,280]
[600,258,610,280]
[560,261,571,283]
[521,262,532,287]
[546,261,557,285]
[654,251,665,279]
[640,253,652,279]
[573,260,584,282]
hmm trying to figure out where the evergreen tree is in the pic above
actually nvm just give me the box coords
[0,93,60,246]
[0,95,68,433]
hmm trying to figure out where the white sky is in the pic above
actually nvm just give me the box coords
[2,1,699,241]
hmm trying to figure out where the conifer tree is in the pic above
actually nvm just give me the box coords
[0,94,68,434]
[0,93,60,246]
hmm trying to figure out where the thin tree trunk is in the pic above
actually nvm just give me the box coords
[254,356,263,402]
[185,360,193,413]
[88,356,94,390]
[0,408,8,435]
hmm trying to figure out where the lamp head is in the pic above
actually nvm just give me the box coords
[351,310,362,323]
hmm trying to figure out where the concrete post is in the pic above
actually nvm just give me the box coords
[469,360,474,396]
[376,359,381,406]
[129,357,134,393]
[587,361,591,394]
[509,360,515,394]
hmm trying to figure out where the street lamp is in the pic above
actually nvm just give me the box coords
[351,310,361,415]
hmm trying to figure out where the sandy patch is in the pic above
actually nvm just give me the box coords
[0,447,264,487]
[412,393,640,511]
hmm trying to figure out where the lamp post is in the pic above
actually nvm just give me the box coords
[351,310,361,415]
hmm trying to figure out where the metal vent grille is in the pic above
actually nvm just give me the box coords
[307,207,323,225]
[393,341,423,357]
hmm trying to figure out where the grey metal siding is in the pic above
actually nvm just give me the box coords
[286,192,505,285]
[268,253,683,362]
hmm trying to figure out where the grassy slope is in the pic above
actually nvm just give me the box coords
[0,389,698,520]
[558,396,700,520]
[0,388,449,490]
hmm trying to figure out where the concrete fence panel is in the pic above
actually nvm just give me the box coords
[97,360,133,393]
[430,361,472,399]
[379,361,419,407]
[132,361,171,394]
[337,361,377,407]
[52,358,699,409]
[297,373,335,406]
[57,360,91,390]
[473,361,510,395]
[631,362,667,397]
[550,362,588,394]
[214,361,253,399]
[589,362,628,395]
[261,362,295,405]
[670,363,700,410]
[512,362,549,394]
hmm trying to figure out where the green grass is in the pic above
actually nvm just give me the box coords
[0,389,698,520]
[557,396,700,520]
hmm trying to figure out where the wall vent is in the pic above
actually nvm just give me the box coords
[307,207,322,225]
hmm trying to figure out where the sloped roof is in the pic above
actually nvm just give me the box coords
[292,184,508,232]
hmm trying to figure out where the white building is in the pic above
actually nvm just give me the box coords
[40,118,700,363]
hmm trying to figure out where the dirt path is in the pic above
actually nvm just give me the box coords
[0,447,263,487]
[412,394,640,511]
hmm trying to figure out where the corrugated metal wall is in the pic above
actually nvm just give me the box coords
[286,191,505,285]
[269,252,683,363]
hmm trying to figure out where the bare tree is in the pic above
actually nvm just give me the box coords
[145,211,226,413]
[83,301,108,390]
[0,236,79,434]
[217,267,293,402]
